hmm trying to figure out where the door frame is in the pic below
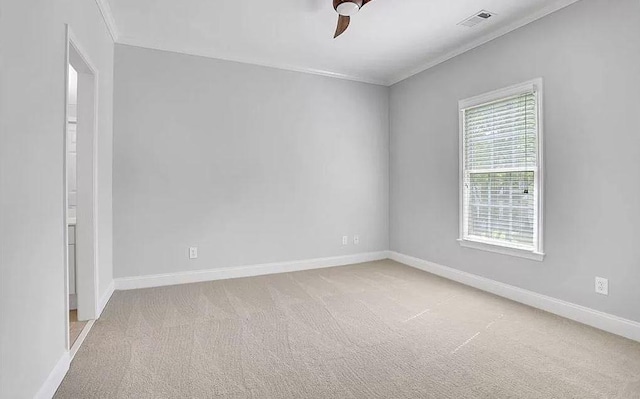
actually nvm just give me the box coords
[63,24,100,350]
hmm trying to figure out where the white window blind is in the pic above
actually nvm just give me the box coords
[460,81,543,258]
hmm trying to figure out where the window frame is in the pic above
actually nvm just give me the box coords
[458,79,545,262]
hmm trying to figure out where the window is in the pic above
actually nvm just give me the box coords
[458,79,544,261]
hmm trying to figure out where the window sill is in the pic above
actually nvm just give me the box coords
[457,238,545,262]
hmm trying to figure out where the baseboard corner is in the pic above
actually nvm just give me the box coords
[97,280,115,318]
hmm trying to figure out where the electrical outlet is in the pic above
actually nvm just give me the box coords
[353,235,360,245]
[342,236,348,246]
[595,277,608,296]
[189,247,198,259]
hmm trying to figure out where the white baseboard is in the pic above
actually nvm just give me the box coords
[34,352,70,399]
[96,280,114,317]
[389,251,640,343]
[32,249,638,399]
[115,251,390,291]
[35,284,110,399]
[70,319,96,360]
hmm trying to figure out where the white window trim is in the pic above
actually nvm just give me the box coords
[458,78,545,261]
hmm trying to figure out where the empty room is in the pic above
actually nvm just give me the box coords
[2,0,640,397]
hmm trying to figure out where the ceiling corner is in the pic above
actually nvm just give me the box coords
[94,0,119,42]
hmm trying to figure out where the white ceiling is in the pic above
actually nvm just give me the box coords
[103,0,579,85]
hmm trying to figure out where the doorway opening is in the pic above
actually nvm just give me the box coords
[64,26,99,354]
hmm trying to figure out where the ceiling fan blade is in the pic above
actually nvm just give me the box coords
[362,0,373,7]
[334,15,350,38]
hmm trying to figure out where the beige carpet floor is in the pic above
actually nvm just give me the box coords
[55,260,640,398]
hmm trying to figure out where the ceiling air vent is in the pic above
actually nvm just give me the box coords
[458,10,494,27]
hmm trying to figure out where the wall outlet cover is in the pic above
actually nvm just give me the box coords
[189,247,198,259]
[342,236,348,246]
[595,276,608,296]
[353,235,360,245]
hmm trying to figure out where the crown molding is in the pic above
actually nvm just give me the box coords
[94,0,119,42]
[105,0,580,87]
[388,0,582,86]
[116,38,389,86]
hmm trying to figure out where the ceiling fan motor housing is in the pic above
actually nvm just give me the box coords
[334,0,363,16]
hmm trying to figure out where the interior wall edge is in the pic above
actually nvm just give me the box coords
[97,280,115,318]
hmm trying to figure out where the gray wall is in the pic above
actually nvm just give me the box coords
[390,0,640,322]
[0,0,114,397]
[113,45,389,278]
